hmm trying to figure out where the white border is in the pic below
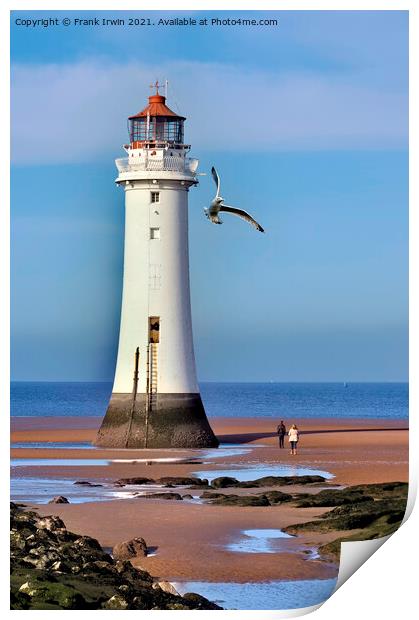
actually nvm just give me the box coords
[3,2,416,618]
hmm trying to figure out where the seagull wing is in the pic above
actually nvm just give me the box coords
[211,166,221,199]
[219,205,265,233]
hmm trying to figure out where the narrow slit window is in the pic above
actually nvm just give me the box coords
[150,227,160,240]
[151,191,160,203]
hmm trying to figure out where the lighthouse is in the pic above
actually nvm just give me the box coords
[95,83,218,449]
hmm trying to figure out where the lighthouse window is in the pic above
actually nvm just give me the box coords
[150,227,160,240]
[151,191,160,203]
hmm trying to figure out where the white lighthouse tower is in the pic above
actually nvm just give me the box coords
[95,83,218,448]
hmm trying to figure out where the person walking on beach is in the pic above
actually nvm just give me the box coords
[288,424,299,456]
[277,420,286,449]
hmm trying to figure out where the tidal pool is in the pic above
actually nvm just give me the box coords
[227,528,294,554]
[174,578,337,610]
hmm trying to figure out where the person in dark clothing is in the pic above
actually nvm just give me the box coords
[277,420,286,448]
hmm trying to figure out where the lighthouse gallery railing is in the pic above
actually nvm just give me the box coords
[115,157,198,174]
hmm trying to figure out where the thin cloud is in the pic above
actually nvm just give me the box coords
[11,59,407,165]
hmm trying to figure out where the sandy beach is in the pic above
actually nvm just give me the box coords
[11,416,408,586]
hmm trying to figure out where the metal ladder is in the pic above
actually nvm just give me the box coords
[144,343,158,448]
[150,343,158,399]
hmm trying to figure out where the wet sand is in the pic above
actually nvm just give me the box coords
[11,416,408,583]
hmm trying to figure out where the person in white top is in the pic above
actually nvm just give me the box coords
[288,424,299,455]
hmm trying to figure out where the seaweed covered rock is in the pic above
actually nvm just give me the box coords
[209,475,326,489]
[210,477,240,488]
[284,482,408,562]
[264,490,293,504]
[207,493,271,507]
[202,489,293,507]
[10,504,221,610]
[237,475,326,488]
[295,488,373,508]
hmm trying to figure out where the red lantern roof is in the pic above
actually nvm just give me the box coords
[128,94,185,121]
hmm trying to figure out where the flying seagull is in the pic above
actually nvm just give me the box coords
[204,166,265,233]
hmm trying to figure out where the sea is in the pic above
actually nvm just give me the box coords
[10,382,408,419]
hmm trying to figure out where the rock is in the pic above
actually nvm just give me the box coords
[36,516,66,531]
[207,493,270,507]
[295,490,373,508]
[19,578,85,609]
[284,482,408,561]
[113,537,148,560]
[11,530,27,551]
[202,489,291,506]
[10,503,222,610]
[201,491,225,499]
[183,494,194,500]
[264,490,293,504]
[48,496,70,504]
[156,476,207,487]
[210,476,240,488]
[237,475,326,488]
[182,592,222,610]
[114,477,154,486]
[114,560,153,585]
[81,560,117,576]
[141,492,183,501]
[19,581,36,596]
[102,594,129,609]
[153,581,180,596]
[10,590,30,609]
[74,481,103,487]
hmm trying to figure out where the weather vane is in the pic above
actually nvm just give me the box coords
[150,80,160,95]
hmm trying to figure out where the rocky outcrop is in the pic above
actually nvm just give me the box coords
[114,478,154,486]
[209,475,326,489]
[208,494,271,507]
[48,497,69,504]
[113,474,326,491]
[10,503,221,610]
[157,476,208,487]
[284,482,408,561]
[113,538,148,560]
[202,489,293,507]
[141,492,183,501]
[153,581,180,596]
[210,477,240,488]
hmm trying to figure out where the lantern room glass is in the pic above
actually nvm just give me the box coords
[129,117,184,145]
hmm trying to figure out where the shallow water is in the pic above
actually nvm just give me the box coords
[11,477,115,504]
[194,463,334,482]
[10,442,250,461]
[227,528,294,554]
[174,578,337,610]
[11,459,109,467]
[11,441,95,450]
[200,447,252,460]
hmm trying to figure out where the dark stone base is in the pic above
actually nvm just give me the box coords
[94,392,219,449]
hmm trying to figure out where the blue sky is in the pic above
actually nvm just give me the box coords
[11,10,408,381]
